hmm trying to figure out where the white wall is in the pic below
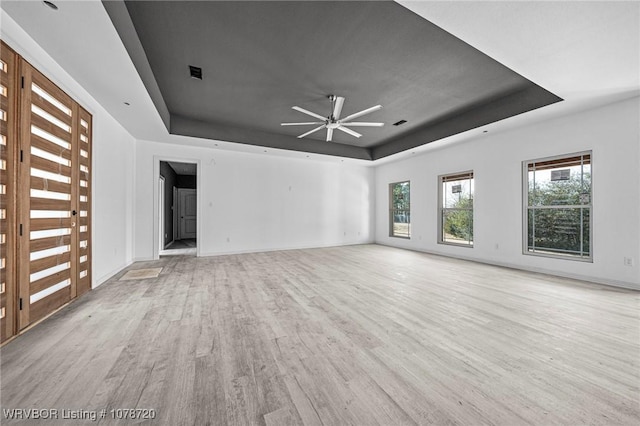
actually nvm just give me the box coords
[134,140,374,260]
[375,97,640,289]
[1,11,136,287]
[5,6,638,290]
[92,119,135,284]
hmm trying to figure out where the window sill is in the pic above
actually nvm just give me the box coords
[523,250,593,263]
[438,241,473,248]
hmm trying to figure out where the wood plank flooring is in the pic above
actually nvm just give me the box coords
[1,244,639,425]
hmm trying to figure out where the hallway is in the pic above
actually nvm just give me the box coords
[160,238,197,256]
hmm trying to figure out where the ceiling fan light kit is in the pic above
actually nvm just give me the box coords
[281,95,384,142]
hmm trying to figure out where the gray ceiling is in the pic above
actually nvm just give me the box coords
[167,161,197,176]
[104,0,562,160]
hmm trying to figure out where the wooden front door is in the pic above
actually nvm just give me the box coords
[0,41,18,342]
[0,40,92,342]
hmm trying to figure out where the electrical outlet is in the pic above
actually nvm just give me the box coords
[226,237,230,243]
[623,257,634,266]
[495,243,499,250]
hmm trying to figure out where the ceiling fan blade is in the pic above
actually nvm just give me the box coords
[326,128,333,142]
[333,96,345,120]
[340,122,384,127]
[337,125,362,138]
[341,104,382,123]
[281,122,323,126]
[292,106,326,121]
[297,125,326,139]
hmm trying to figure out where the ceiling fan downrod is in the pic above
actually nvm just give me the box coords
[328,94,337,122]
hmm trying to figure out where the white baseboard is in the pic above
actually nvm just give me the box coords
[96,243,638,291]
[375,242,639,291]
[198,240,374,258]
[133,256,155,262]
[94,260,134,288]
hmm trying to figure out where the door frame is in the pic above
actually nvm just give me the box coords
[159,176,165,251]
[152,157,200,260]
[173,186,178,243]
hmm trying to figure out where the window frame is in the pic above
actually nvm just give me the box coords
[522,151,593,262]
[389,180,411,239]
[438,170,474,247]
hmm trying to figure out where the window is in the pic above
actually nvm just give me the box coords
[389,181,410,238]
[524,152,592,261]
[439,171,474,246]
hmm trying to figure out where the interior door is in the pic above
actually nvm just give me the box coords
[178,188,196,239]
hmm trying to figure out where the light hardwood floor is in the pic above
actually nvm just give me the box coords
[1,244,639,425]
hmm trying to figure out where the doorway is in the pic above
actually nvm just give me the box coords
[158,161,197,256]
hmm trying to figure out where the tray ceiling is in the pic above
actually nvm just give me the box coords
[104,0,562,160]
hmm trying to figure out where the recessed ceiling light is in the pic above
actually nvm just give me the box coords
[43,1,58,10]
[124,102,130,106]
[483,130,488,133]
[393,120,407,126]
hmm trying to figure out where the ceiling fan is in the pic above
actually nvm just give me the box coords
[281,95,383,142]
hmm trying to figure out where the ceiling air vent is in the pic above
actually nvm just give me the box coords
[189,65,202,80]
[393,120,407,126]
